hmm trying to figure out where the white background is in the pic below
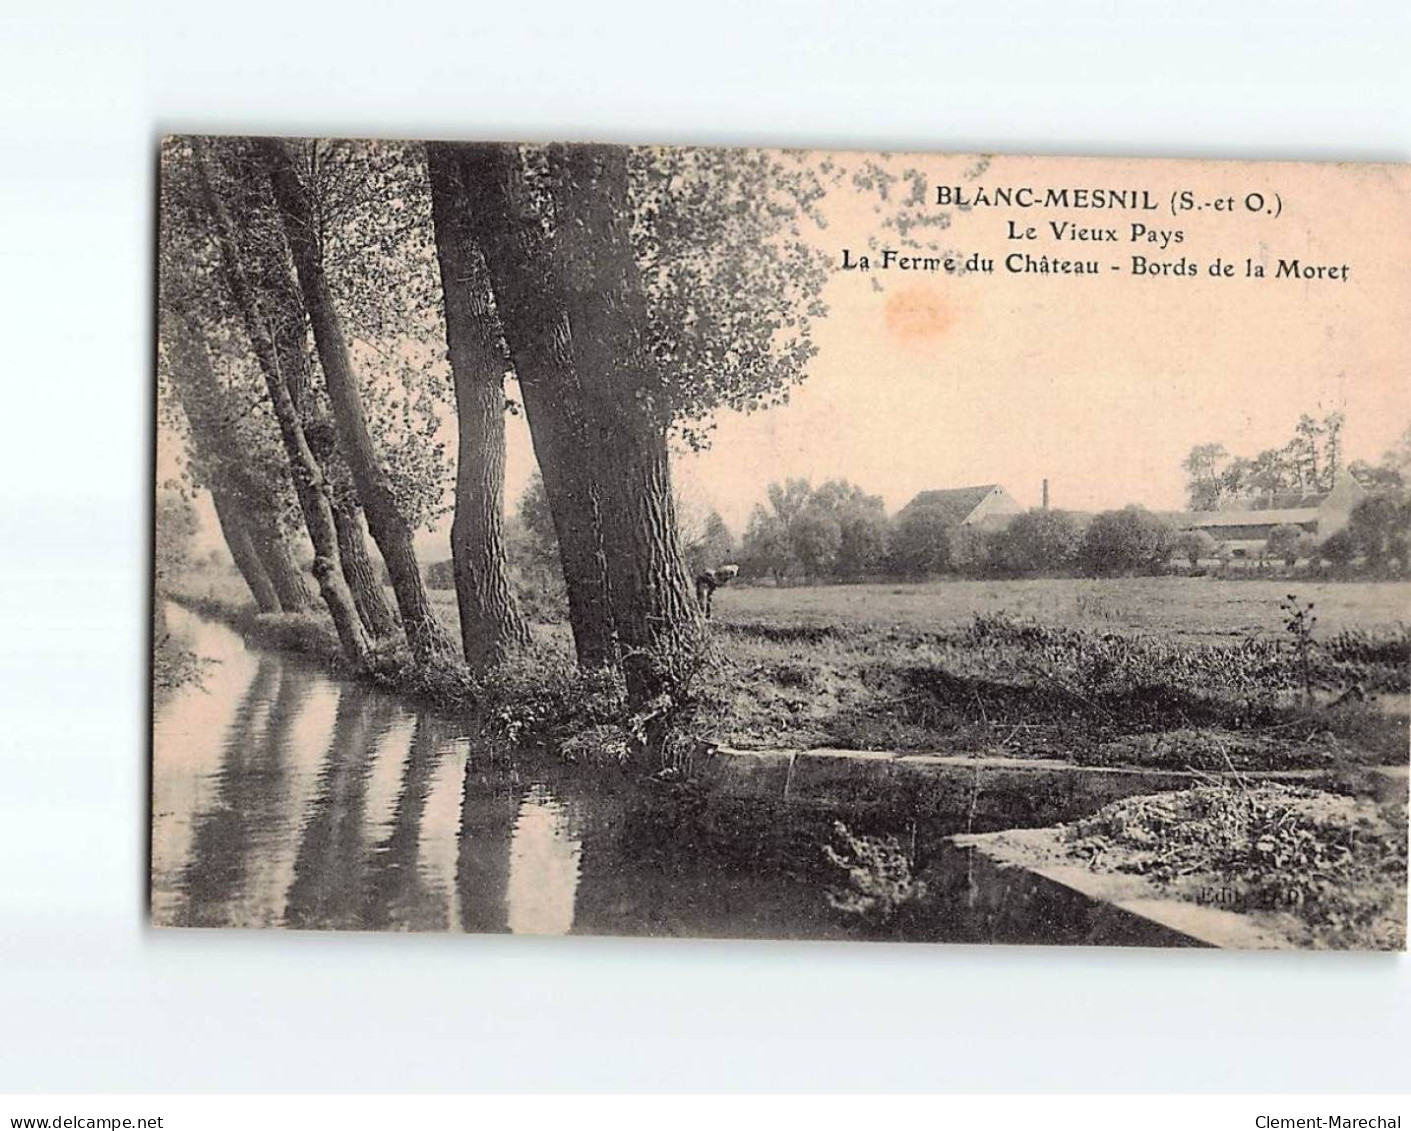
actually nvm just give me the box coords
[1,0,1408,1094]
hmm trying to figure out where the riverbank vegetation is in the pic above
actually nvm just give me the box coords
[1064,783,1408,949]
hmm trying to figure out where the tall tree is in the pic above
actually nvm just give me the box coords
[158,295,305,613]
[627,146,830,451]
[290,139,454,641]
[424,145,531,670]
[277,331,400,641]
[302,140,457,544]
[1182,443,1229,510]
[191,139,372,666]
[546,143,703,712]
[256,137,453,663]
[160,145,309,614]
[1321,411,1346,489]
[209,491,280,611]
[1287,414,1324,493]
[241,504,313,611]
[242,207,402,643]
[163,138,396,639]
[329,501,399,639]
[443,141,618,668]
[807,480,888,578]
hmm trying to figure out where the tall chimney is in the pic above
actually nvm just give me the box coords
[1042,478,1050,510]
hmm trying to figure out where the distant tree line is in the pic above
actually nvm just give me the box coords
[580,475,1411,588]
[1182,412,1347,511]
[727,479,1189,582]
[1183,414,1411,511]
[1181,415,1411,576]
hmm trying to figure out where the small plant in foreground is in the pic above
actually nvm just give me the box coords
[1066,784,1407,950]
[1280,594,1317,708]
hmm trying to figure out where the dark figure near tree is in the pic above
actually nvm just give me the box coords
[695,564,740,618]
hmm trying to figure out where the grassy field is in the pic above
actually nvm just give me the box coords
[183,570,1411,643]
[709,576,1411,642]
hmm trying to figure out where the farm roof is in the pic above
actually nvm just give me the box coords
[902,485,1000,526]
[1179,507,1319,529]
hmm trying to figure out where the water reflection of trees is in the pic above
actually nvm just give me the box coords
[455,758,526,934]
[169,650,854,940]
[178,658,308,927]
[284,687,395,930]
[363,716,451,932]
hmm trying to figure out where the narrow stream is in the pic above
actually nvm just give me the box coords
[151,602,1197,946]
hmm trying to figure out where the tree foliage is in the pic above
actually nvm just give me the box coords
[1170,528,1219,570]
[1080,507,1176,576]
[154,486,200,585]
[740,478,886,581]
[628,147,831,449]
[990,509,1083,575]
[157,139,302,534]
[887,502,952,577]
[1265,523,1307,568]
[682,509,736,577]
[289,138,455,532]
[1182,411,1348,510]
[1346,495,1411,572]
[1318,528,1359,569]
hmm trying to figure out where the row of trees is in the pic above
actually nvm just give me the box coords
[158,137,834,723]
[740,479,889,582]
[731,481,1188,581]
[724,481,1411,582]
[1182,412,1346,510]
[1183,414,1411,511]
[896,505,1188,579]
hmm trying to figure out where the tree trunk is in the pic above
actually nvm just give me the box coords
[547,144,702,714]
[158,291,291,616]
[269,278,401,647]
[425,145,532,671]
[441,141,617,668]
[256,137,454,665]
[331,499,400,640]
[244,508,313,611]
[211,491,281,612]
[193,140,372,667]
[292,371,401,644]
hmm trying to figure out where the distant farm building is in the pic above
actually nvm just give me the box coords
[1171,475,1365,556]
[899,484,1024,531]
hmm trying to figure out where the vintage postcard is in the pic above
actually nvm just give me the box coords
[152,138,1409,949]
